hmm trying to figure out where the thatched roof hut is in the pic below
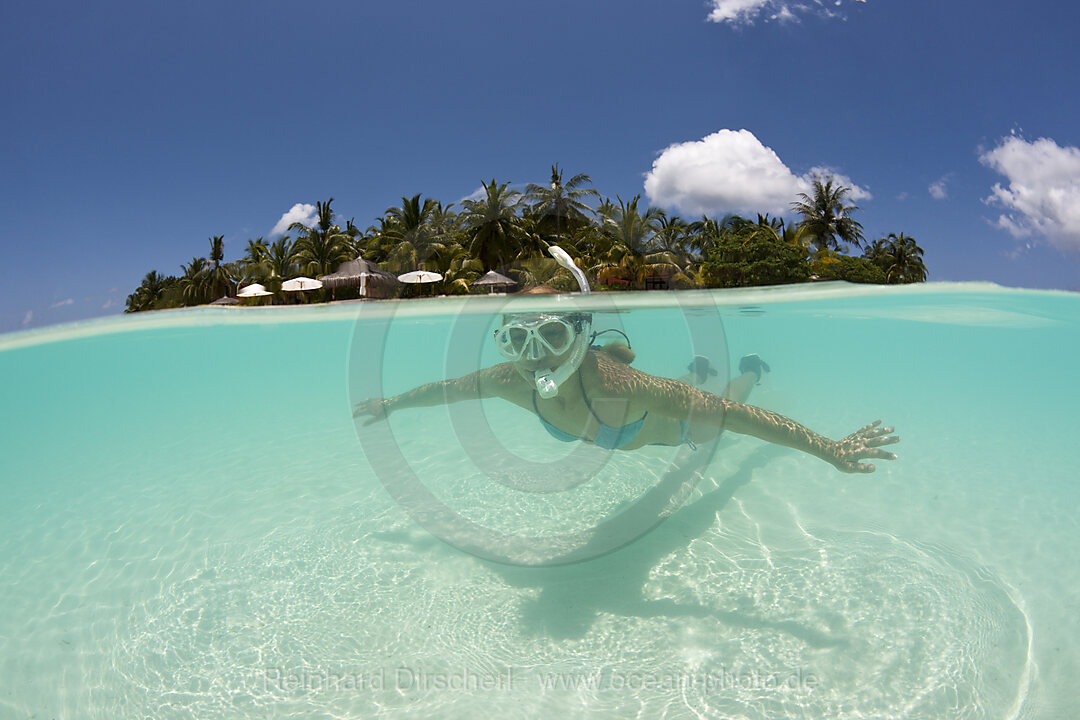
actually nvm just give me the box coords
[318,257,400,296]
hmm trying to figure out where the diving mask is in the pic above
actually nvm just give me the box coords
[494,313,589,361]
[497,246,592,398]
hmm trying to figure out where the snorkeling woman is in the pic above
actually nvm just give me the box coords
[354,248,899,474]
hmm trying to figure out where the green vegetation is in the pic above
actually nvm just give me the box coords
[126,172,928,312]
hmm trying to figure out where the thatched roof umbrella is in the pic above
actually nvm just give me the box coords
[470,270,517,294]
[318,257,400,297]
[209,295,239,305]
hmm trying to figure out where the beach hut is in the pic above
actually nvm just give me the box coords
[318,257,400,299]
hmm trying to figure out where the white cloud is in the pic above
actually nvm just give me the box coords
[270,203,318,237]
[928,175,950,200]
[805,166,872,202]
[21,310,33,328]
[979,134,1080,252]
[460,186,488,204]
[50,298,74,308]
[707,0,865,25]
[644,129,869,217]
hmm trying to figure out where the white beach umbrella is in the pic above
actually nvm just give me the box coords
[281,277,324,292]
[396,270,443,284]
[237,283,272,297]
[397,270,443,297]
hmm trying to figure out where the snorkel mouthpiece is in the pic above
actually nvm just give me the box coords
[534,373,560,398]
[532,246,591,398]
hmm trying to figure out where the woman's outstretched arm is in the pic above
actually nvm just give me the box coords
[628,370,899,473]
[353,362,525,425]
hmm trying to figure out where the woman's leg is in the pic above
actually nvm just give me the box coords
[722,371,757,403]
[688,356,768,445]
[725,354,769,402]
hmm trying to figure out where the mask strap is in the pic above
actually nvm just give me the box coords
[590,328,631,349]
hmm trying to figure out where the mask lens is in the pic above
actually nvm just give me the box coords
[506,327,530,353]
[538,321,571,353]
[495,326,527,359]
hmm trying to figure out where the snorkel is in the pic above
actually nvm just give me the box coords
[533,246,592,398]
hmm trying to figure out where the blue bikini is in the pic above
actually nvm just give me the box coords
[533,373,696,450]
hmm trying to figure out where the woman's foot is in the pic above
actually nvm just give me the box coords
[739,354,771,384]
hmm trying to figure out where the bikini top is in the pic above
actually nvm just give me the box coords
[532,372,648,450]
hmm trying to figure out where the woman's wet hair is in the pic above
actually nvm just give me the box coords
[515,284,561,295]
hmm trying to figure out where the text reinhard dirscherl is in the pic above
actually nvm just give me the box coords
[260,666,819,694]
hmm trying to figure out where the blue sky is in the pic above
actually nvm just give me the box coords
[3,0,1080,332]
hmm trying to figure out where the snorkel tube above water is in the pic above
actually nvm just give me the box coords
[533,246,592,399]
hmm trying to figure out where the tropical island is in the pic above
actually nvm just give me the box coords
[125,166,927,312]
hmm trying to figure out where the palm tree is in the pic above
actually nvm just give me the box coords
[782,221,814,254]
[862,237,891,271]
[594,195,679,287]
[427,201,459,244]
[515,212,554,260]
[651,210,691,264]
[242,238,269,265]
[179,257,210,305]
[748,213,786,242]
[261,237,298,297]
[290,198,353,278]
[882,232,927,283]
[523,164,598,243]
[237,238,270,287]
[459,179,525,271]
[438,248,485,294]
[205,235,234,299]
[377,194,441,273]
[791,179,866,252]
[687,214,725,260]
[125,270,169,312]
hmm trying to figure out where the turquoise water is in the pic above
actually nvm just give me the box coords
[0,283,1076,719]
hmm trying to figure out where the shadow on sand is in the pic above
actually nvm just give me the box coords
[374,444,848,648]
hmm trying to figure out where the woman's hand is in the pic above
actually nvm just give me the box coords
[828,420,899,473]
[352,398,391,425]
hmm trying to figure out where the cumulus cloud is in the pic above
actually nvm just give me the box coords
[21,310,33,328]
[644,129,869,217]
[979,134,1080,252]
[50,298,74,309]
[270,203,319,237]
[928,175,951,200]
[707,0,865,26]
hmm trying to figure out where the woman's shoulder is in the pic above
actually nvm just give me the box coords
[585,349,702,401]
[585,349,655,392]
